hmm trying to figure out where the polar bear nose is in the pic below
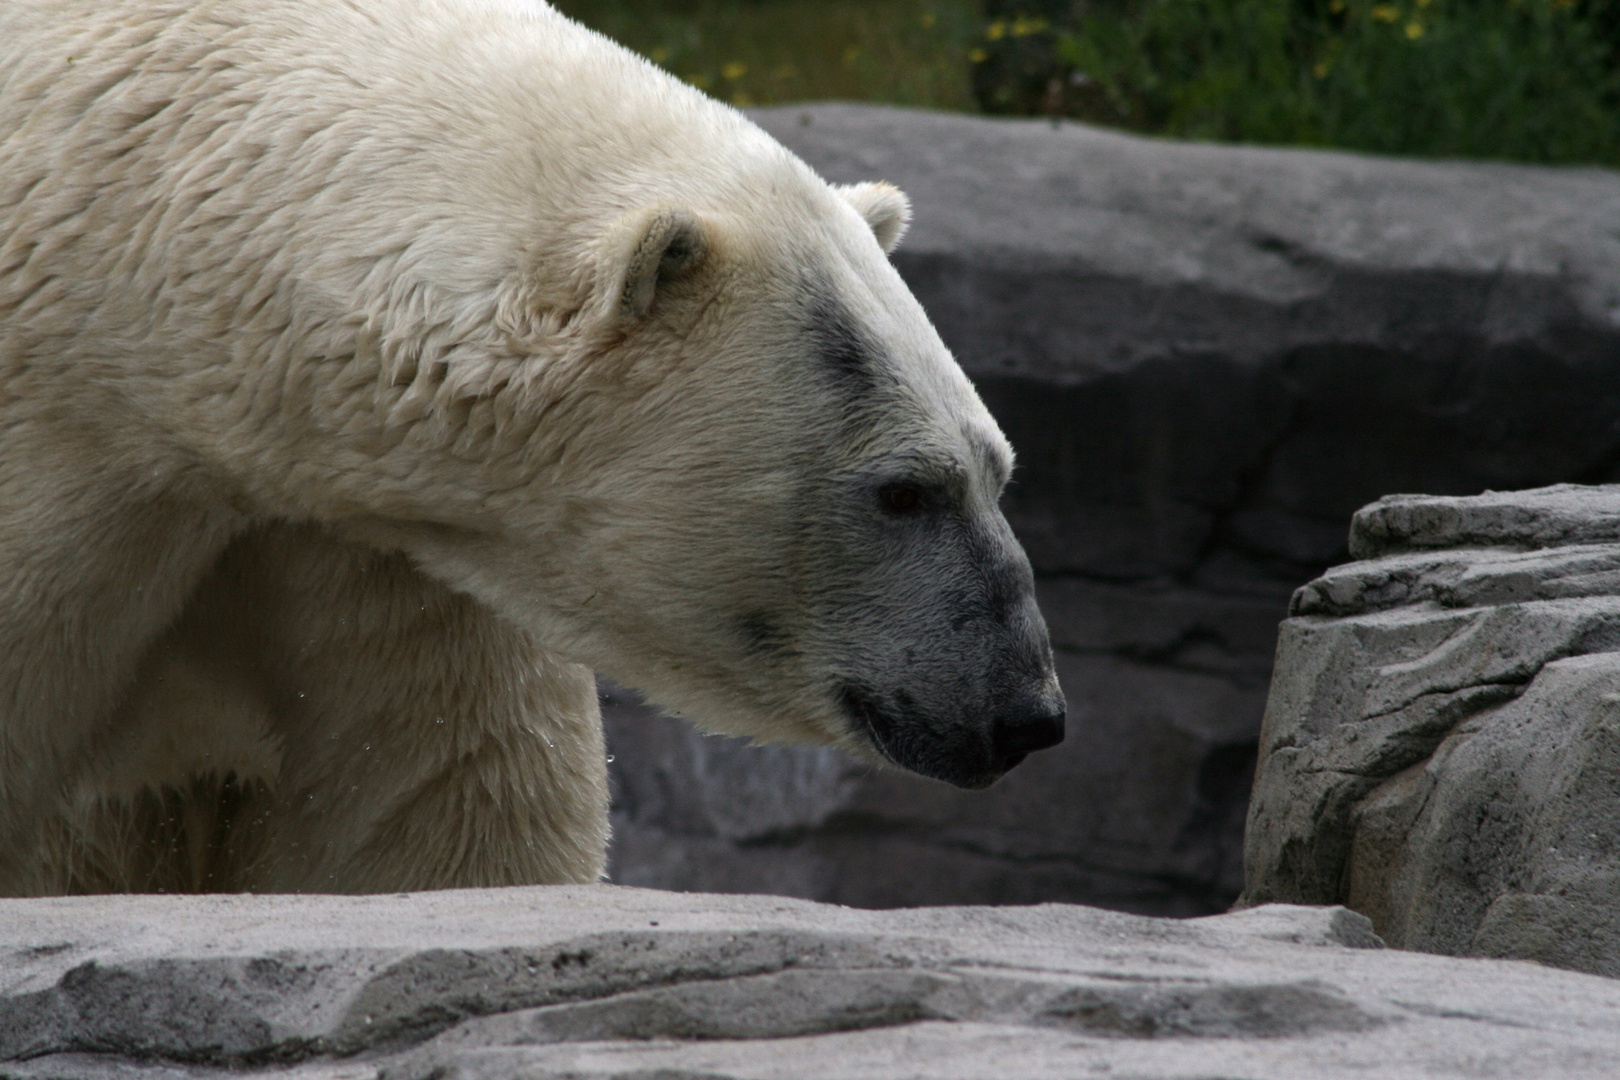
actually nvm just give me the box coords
[990,697,1066,770]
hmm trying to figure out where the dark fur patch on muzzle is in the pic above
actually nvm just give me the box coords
[839,683,1003,789]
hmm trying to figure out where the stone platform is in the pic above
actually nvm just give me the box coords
[4,887,1620,1079]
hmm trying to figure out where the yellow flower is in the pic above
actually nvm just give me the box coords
[841,44,860,66]
[1313,59,1331,78]
[732,91,754,107]
[1329,0,1346,10]
[721,61,746,80]
[986,20,1006,40]
[968,47,988,63]
[1371,4,1399,21]
[1405,20,1424,38]
[649,46,670,64]
[920,12,936,28]
[1010,16,1048,36]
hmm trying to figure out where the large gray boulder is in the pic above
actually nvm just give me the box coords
[758,104,1620,579]
[6,887,1620,1079]
[602,104,1620,916]
[1242,484,1620,977]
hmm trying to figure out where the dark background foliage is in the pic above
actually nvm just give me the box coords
[554,0,1620,165]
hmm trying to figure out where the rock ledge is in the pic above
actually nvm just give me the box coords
[1245,484,1620,979]
[4,887,1620,1079]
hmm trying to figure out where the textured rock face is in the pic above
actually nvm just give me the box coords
[603,648,1263,915]
[603,104,1620,915]
[1242,484,1620,978]
[759,106,1620,579]
[5,887,1620,1079]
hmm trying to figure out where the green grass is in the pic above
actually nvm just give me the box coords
[550,0,1620,166]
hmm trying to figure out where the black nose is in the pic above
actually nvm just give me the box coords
[991,701,1066,770]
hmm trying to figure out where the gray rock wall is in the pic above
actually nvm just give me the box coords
[7,887,1620,1080]
[604,105,1620,915]
[1243,485,1620,978]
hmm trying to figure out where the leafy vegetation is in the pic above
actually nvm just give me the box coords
[978,0,1620,165]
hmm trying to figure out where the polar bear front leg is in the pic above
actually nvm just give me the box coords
[184,522,610,893]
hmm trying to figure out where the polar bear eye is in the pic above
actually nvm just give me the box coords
[878,482,926,515]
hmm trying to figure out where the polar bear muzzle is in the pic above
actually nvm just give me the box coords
[815,449,1067,790]
[840,679,1065,790]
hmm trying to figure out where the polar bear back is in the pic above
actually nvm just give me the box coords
[0,0,804,383]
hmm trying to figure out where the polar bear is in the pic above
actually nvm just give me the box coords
[0,0,1065,895]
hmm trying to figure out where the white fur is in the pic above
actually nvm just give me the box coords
[0,0,1018,894]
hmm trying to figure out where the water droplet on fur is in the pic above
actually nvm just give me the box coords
[435,717,445,724]
[605,755,615,763]
[363,744,371,751]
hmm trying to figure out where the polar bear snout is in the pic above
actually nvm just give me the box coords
[990,691,1067,771]
[814,449,1067,789]
[839,668,1065,790]
[833,568,1066,789]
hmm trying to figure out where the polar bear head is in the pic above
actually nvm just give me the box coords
[231,15,1067,790]
[381,123,1064,789]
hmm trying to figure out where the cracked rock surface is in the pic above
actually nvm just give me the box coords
[605,105,1620,917]
[4,886,1620,1079]
[1242,484,1620,977]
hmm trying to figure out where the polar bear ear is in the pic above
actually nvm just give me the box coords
[836,181,912,254]
[618,207,710,321]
